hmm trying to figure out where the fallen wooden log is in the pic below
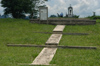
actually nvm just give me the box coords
[7,44,97,49]
[33,32,89,35]
[33,32,52,34]
[63,33,89,35]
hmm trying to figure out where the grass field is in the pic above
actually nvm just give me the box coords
[0,18,55,66]
[51,19,100,66]
[0,18,100,66]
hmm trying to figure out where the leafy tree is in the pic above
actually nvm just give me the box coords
[73,15,79,18]
[1,0,48,19]
[50,15,57,17]
[29,0,48,19]
[29,0,39,19]
[1,0,33,18]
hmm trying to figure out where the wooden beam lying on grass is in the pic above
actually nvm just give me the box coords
[60,46,96,49]
[33,32,89,35]
[7,44,47,47]
[33,32,52,34]
[7,44,96,49]
[18,63,55,65]
[63,33,89,35]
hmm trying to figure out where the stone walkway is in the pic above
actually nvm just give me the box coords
[31,25,65,65]
[45,34,62,45]
[53,25,65,34]
[32,48,57,65]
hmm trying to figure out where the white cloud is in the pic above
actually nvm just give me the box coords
[96,9,100,15]
[45,0,100,17]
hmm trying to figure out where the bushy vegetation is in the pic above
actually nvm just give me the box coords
[86,16,100,20]
[73,15,79,18]
[50,15,57,17]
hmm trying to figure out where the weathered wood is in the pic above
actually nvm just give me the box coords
[33,32,52,34]
[7,44,46,47]
[18,63,34,66]
[58,46,97,49]
[18,63,55,65]
[7,44,97,49]
[63,33,89,35]
[33,32,89,35]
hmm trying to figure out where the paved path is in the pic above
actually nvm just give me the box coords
[45,34,62,45]
[53,25,65,34]
[32,48,57,65]
[31,25,65,65]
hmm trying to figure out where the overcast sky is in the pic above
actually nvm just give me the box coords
[0,0,100,17]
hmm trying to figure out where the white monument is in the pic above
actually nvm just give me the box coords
[39,7,48,20]
[39,7,48,24]
[68,4,73,17]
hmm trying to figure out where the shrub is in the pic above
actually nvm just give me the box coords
[86,16,100,19]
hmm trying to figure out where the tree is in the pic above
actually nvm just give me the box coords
[1,0,33,18]
[1,0,48,19]
[50,15,57,17]
[29,0,48,19]
[29,0,39,19]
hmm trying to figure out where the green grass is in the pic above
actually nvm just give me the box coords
[61,24,100,46]
[0,18,55,66]
[0,18,100,66]
[51,20,100,66]
[51,49,100,66]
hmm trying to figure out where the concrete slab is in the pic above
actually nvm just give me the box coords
[45,34,62,45]
[31,48,57,65]
[53,25,65,34]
